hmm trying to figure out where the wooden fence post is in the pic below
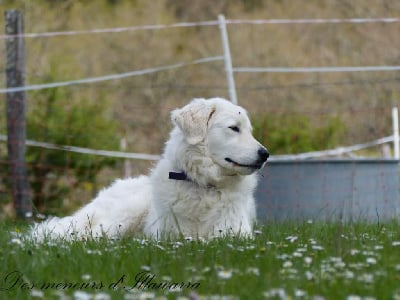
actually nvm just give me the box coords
[5,10,32,218]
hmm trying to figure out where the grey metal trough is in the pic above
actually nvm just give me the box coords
[255,159,400,222]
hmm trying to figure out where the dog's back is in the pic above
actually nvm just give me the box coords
[30,176,151,241]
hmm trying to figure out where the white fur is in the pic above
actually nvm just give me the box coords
[30,98,268,240]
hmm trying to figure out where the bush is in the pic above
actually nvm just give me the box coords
[252,113,345,155]
[26,87,119,213]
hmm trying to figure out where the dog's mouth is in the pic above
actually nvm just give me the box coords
[225,157,264,170]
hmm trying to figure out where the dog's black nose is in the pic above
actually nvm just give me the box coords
[258,147,270,162]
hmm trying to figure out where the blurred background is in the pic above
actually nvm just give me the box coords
[1,0,399,217]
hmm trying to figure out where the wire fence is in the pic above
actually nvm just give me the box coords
[1,14,399,217]
[1,17,400,40]
[0,56,224,94]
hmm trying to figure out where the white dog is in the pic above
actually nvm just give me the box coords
[31,98,269,240]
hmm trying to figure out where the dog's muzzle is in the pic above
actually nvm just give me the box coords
[225,147,269,170]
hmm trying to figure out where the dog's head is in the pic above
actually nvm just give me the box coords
[172,98,269,176]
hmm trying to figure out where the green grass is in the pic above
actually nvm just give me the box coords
[1,221,400,300]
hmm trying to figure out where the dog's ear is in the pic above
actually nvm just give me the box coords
[172,99,216,145]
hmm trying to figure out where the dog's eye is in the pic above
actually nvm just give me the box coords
[228,126,240,133]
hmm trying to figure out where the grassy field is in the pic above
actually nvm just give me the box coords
[1,220,400,300]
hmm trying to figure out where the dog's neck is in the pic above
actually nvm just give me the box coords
[166,127,242,189]
[168,171,217,189]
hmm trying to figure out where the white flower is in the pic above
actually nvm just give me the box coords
[81,274,91,280]
[74,291,92,300]
[246,267,260,276]
[217,270,232,279]
[155,244,165,250]
[30,289,44,298]
[311,245,324,251]
[334,261,346,268]
[283,261,293,268]
[304,257,312,265]
[350,249,360,256]
[346,295,362,300]
[392,241,400,247]
[344,270,355,279]
[295,289,306,297]
[293,251,303,257]
[141,265,151,271]
[169,286,182,292]
[276,254,291,260]
[366,257,377,265]
[305,271,313,280]
[137,292,156,300]
[358,273,374,284]
[36,213,46,220]
[296,247,307,252]
[286,235,298,243]
[264,288,286,298]
[11,238,23,246]
[94,293,111,300]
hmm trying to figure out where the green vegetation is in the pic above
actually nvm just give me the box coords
[1,221,400,299]
[253,114,345,154]
[26,87,119,214]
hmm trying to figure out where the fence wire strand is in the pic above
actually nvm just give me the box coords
[1,17,399,40]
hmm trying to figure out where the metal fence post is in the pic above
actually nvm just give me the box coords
[218,15,238,104]
[393,107,399,159]
[5,10,32,218]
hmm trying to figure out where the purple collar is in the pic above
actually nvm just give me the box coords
[168,171,190,181]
